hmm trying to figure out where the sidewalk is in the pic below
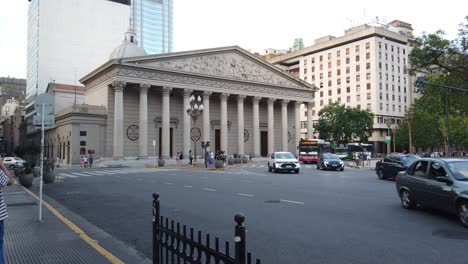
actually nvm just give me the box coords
[3,183,151,264]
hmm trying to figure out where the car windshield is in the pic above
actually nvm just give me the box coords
[276,153,295,159]
[323,153,339,159]
[401,155,420,165]
[447,161,468,180]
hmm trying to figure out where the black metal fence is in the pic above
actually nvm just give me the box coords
[152,193,261,264]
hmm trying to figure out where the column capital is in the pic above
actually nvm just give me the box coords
[203,91,212,98]
[267,98,276,105]
[139,83,151,93]
[220,93,230,101]
[282,99,290,105]
[252,96,261,103]
[183,89,193,97]
[112,80,126,91]
[162,87,172,95]
[237,95,246,101]
[295,101,303,107]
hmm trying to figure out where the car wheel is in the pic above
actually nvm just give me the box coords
[8,165,14,169]
[457,201,468,228]
[400,189,416,209]
[268,163,272,172]
[316,164,320,170]
[377,169,385,180]
[295,169,299,174]
[273,164,278,173]
[340,167,344,171]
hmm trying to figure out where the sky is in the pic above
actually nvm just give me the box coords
[1,0,467,79]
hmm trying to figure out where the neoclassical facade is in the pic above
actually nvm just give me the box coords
[77,46,316,161]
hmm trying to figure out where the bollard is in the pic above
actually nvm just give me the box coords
[152,193,160,264]
[234,213,246,264]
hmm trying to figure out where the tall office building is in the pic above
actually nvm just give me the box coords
[131,0,173,54]
[26,0,131,101]
[270,20,414,154]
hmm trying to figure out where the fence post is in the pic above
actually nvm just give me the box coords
[153,193,160,264]
[234,213,246,264]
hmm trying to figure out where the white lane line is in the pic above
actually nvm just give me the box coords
[258,165,266,168]
[183,185,193,188]
[203,188,216,192]
[280,199,305,205]
[237,193,254,197]
[164,182,173,185]
[78,172,100,176]
[306,165,312,168]
[70,172,92,177]
[87,171,110,175]
[59,173,77,178]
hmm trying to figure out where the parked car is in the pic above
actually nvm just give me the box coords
[2,157,26,169]
[316,153,344,171]
[395,158,468,228]
[268,152,300,173]
[375,154,420,180]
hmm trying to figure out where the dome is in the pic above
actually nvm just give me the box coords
[109,27,147,60]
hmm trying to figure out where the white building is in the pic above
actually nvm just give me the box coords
[26,0,131,101]
[270,20,415,154]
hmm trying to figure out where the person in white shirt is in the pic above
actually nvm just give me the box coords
[0,159,16,263]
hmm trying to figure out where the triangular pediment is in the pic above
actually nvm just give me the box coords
[122,47,314,90]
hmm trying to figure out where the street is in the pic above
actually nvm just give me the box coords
[36,164,468,264]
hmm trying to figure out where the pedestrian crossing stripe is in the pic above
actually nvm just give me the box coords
[59,173,78,178]
[58,168,161,179]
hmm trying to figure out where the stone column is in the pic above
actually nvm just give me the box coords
[281,100,289,152]
[267,98,276,155]
[161,87,172,158]
[307,101,314,138]
[237,95,246,156]
[112,81,126,159]
[220,93,229,154]
[295,101,302,156]
[252,97,261,157]
[183,89,192,157]
[203,91,211,144]
[138,84,150,158]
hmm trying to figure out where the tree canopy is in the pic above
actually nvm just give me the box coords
[315,103,374,143]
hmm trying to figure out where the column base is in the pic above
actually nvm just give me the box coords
[137,156,149,160]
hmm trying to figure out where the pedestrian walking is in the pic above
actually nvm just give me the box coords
[366,152,371,166]
[179,152,184,165]
[56,157,60,168]
[188,150,193,165]
[88,156,94,169]
[0,158,16,263]
[176,152,180,165]
[249,153,253,162]
[210,151,214,164]
[83,156,88,168]
[80,156,85,168]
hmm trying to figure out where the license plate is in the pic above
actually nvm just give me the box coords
[286,165,292,168]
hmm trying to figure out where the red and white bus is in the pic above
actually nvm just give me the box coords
[298,139,331,163]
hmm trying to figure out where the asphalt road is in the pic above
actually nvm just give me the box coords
[38,165,468,264]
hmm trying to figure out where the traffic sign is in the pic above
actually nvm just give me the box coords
[34,94,55,115]
[33,115,55,127]
[385,136,391,144]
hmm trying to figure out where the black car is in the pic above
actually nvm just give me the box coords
[375,154,420,180]
[316,153,344,171]
[395,158,468,228]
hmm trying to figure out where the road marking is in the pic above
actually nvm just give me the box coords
[280,199,305,205]
[78,172,100,176]
[203,188,216,192]
[59,173,77,178]
[164,182,173,185]
[237,193,254,197]
[183,185,193,188]
[20,186,124,264]
[70,172,92,177]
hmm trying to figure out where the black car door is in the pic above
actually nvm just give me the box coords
[388,156,405,178]
[405,160,430,203]
[381,156,394,178]
[422,161,456,212]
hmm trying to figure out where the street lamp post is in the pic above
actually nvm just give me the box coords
[392,124,399,153]
[384,118,392,156]
[405,110,414,153]
[186,94,204,164]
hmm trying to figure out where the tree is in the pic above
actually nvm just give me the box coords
[315,103,374,143]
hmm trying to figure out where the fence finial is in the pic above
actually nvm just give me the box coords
[153,193,160,200]
[234,213,245,225]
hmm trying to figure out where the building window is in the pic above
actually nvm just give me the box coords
[366,42,370,49]
[328,80,332,87]
[347,96,351,103]
[366,73,371,80]
[386,104,389,111]
[385,43,388,50]
[337,60,341,66]
[367,93,371,100]
[398,95,401,102]
[346,87,350,93]
[311,66,315,72]
[379,83,382,90]
[392,105,395,111]
[346,48,350,55]
[391,45,394,52]
[356,75,360,82]
[337,88,341,94]
[380,103,383,110]
[80,131,87,137]
[337,69,341,76]
[337,97,342,103]
[356,85,361,92]
[366,63,371,70]
[357,104,361,109]
[386,84,389,91]
[320,82,323,88]
[367,103,371,110]
[304,76,308,81]
[319,55,323,62]
[346,67,350,74]
[312,75,315,81]
[320,73,323,79]
[398,105,401,112]
[303,68,307,74]
[327,53,332,60]
[328,62,332,68]
[346,77,350,84]
[320,100,323,106]
[379,93,382,99]
[386,94,389,100]
[328,98,332,104]
[80,148,86,155]
[328,90,332,96]
[379,62,382,69]
[328,71,332,78]
[392,85,395,91]
[80,141,86,146]
[346,58,350,64]
[320,91,323,97]
[378,42,381,49]
[311,57,315,63]
[355,45,360,52]
[356,95,361,102]
[337,79,341,85]
[337,50,341,57]
[355,55,360,62]
[356,65,360,72]
[366,53,370,60]
[366,83,371,90]
[320,64,323,70]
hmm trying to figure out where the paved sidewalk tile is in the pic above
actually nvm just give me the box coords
[3,185,112,264]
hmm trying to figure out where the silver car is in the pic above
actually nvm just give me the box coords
[268,152,301,173]
[2,157,26,169]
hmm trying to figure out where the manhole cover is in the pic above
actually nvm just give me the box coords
[264,200,281,203]
[432,229,468,240]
